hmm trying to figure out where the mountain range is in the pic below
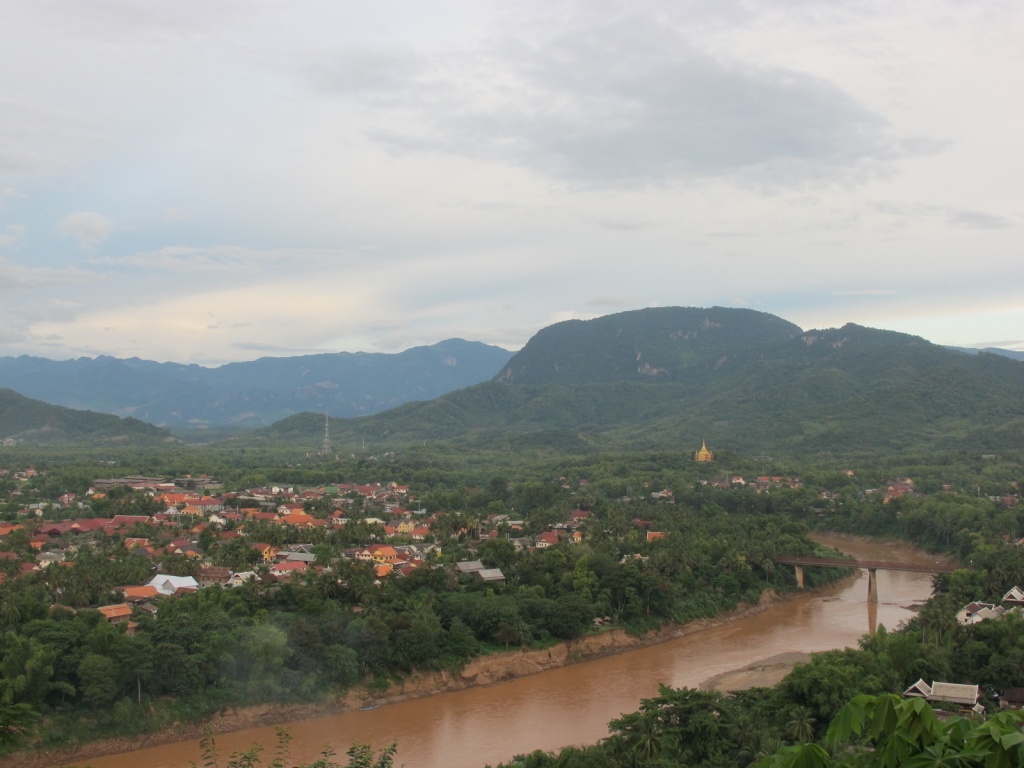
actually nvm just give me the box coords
[2,307,1022,456]
[0,339,514,429]
[270,307,1024,456]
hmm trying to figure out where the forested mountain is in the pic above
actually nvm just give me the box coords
[0,389,173,445]
[269,307,1024,457]
[494,306,804,386]
[0,339,514,428]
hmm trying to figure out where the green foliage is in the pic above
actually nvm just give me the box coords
[758,694,1024,768]
[0,703,39,747]
[190,728,397,768]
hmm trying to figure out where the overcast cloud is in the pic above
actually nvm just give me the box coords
[0,0,1020,364]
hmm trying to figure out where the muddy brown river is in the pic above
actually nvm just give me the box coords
[70,535,942,768]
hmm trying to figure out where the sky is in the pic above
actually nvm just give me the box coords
[1,0,1021,366]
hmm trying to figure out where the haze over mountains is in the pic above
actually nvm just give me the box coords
[0,339,514,429]
[2,307,1022,456]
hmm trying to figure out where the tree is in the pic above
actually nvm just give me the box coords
[783,707,816,744]
[343,743,397,768]
[0,631,74,708]
[77,653,119,707]
[0,703,40,747]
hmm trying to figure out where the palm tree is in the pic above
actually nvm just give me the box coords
[784,708,817,744]
[632,715,663,765]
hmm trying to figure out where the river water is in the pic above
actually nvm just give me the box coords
[74,535,941,768]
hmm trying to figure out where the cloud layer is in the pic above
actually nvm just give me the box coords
[0,0,1020,364]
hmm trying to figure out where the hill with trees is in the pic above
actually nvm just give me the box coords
[0,389,174,446]
[268,307,1024,457]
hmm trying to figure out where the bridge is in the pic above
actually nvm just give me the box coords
[776,555,957,602]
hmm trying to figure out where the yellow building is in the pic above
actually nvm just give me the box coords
[694,439,715,462]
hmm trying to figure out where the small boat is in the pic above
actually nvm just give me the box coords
[359,704,380,711]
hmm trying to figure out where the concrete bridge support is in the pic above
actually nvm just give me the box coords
[794,565,804,589]
[867,568,878,603]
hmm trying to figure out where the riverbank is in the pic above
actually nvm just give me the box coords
[6,582,850,768]
[700,651,813,692]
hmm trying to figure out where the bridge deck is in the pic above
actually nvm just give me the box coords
[776,555,957,573]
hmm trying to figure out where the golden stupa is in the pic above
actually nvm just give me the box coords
[694,438,714,462]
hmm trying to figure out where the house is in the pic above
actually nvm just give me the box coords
[227,571,258,587]
[166,539,204,559]
[97,603,133,624]
[108,514,153,530]
[120,585,160,603]
[279,513,323,529]
[456,560,485,574]
[35,551,67,568]
[535,531,562,548]
[269,561,308,580]
[999,688,1024,710]
[252,543,279,562]
[928,682,982,712]
[197,567,231,588]
[146,574,199,596]
[476,568,506,584]
[904,679,983,713]
[956,601,1002,625]
[283,551,317,564]
[357,544,401,564]
[97,603,137,635]
[394,560,425,577]
[1003,586,1024,607]
[39,522,74,537]
[0,523,25,537]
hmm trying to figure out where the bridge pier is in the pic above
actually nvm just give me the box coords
[776,556,953,608]
[867,568,878,604]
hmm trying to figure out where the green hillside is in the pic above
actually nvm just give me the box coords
[495,306,803,386]
[0,388,175,445]
[267,308,1024,457]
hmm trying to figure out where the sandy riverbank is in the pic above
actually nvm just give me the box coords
[10,583,847,768]
[700,651,813,692]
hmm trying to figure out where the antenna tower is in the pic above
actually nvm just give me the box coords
[319,412,332,457]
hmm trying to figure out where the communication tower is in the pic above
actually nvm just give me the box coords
[319,412,332,457]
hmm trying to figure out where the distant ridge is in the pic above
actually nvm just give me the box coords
[0,339,514,428]
[946,346,1024,362]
